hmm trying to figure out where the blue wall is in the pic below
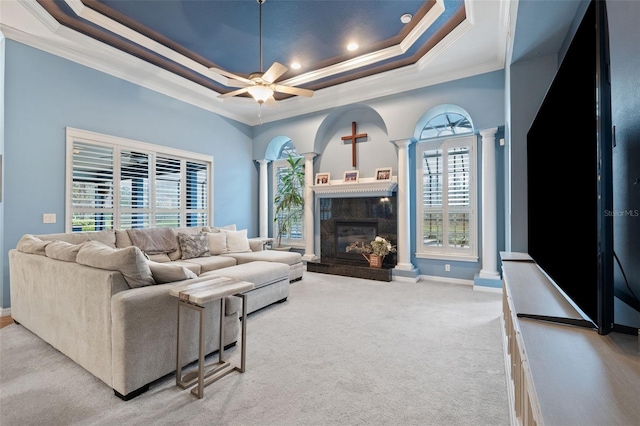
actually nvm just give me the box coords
[2,40,256,308]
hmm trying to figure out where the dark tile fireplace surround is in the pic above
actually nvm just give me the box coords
[307,195,397,281]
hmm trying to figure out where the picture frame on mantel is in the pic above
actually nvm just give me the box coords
[375,167,392,181]
[343,170,359,183]
[315,173,330,185]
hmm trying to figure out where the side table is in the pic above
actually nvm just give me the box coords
[170,277,254,399]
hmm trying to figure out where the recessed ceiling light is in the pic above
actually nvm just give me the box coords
[400,13,412,24]
[347,42,359,51]
[291,62,301,70]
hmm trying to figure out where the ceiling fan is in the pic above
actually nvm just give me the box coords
[211,0,314,107]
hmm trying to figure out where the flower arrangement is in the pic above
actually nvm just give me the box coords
[369,236,397,257]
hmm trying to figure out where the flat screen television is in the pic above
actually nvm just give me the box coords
[527,0,638,335]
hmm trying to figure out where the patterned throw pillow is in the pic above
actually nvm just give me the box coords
[177,232,210,260]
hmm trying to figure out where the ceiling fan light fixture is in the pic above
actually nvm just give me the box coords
[247,85,274,103]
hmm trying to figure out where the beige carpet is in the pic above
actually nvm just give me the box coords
[0,271,510,426]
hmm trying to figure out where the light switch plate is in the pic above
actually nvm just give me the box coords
[43,213,56,224]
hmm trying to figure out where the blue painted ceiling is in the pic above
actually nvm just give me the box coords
[40,0,465,98]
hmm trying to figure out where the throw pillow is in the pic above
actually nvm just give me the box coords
[76,241,155,288]
[16,234,51,255]
[207,232,228,255]
[224,229,251,253]
[147,261,197,284]
[167,227,203,261]
[177,232,211,260]
[45,240,83,262]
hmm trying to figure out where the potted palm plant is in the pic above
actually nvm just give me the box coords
[273,155,305,250]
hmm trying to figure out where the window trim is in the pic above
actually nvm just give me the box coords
[65,127,213,232]
[271,156,306,248]
[415,134,478,262]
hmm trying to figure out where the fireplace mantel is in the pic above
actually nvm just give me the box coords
[312,177,397,196]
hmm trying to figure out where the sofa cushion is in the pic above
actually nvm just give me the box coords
[17,234,51,255]
[114,229,133,248]
[76,241,155,288]
[207,232,228,255]
[223,249,303,266]
[36,229,116,248]
[147,261,197,284]
[166,260,202,275]
[201,261,289,290]
[181,255,237,274]
[223,229,251,253]
[177,232,210,260]
[45,240,83,262]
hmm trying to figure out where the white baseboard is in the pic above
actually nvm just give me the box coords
[1,307,11,318]
[419,275,474,286]
[473,285,502,294]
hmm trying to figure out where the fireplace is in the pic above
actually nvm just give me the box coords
[335,221,378,262]
[308,196,397,280]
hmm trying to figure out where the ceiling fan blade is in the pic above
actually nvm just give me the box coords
[261,62,288,84]
[264,96,278,108]
[210,67,252,85]
[273,84,314,98]
[218,87,249,99]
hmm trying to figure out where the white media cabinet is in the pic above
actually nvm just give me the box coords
[500,252,639,426]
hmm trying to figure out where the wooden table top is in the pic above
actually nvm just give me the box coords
[169,277,254,305]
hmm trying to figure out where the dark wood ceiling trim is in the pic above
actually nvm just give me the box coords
[81,0,230,72]
[36,0,227,92]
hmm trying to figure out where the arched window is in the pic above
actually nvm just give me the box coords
[278,140,298,159]
[415,107,477,261]
[419,112,473,139]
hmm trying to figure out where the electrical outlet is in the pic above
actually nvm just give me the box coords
[43,213,56,224]
[445,264,451,272]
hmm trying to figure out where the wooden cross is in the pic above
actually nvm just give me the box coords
[341,121,368,167]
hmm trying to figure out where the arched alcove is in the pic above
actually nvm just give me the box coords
[314,104,394,179]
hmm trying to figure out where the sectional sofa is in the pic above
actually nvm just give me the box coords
[8,226,303,399]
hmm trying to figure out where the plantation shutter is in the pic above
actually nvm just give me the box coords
[155,157,181,228]
[120,150,151,229]
[186,161,209,227]
[71,142,115,231]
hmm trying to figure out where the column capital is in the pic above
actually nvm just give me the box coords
[256,159,271,166]
[391,138,415,149]
[479,127,498,138]
[301,152,319,161]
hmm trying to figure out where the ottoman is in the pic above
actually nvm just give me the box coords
[222,250,304,281]
[201,261,290,315]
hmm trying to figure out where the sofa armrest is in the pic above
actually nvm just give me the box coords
[248,238,265,252]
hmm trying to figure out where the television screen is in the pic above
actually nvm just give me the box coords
[527,0,614,334]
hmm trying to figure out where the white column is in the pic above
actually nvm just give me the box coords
[479,128,500,278]
[392,139,415,271]
[257,159,270,238]
[301,153,317,261]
